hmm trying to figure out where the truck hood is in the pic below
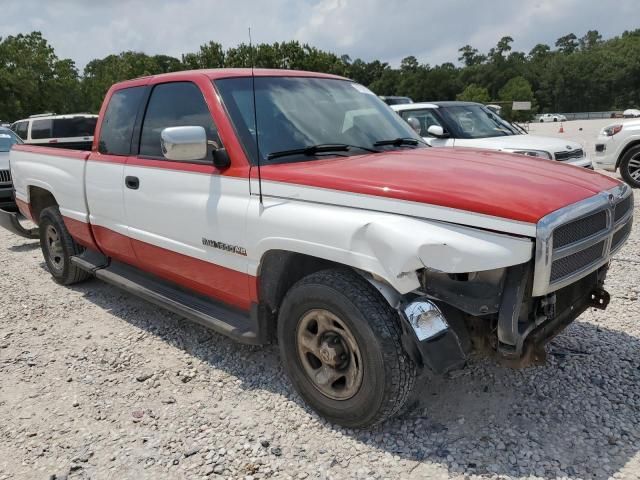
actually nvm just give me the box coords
[257,147,619,226]
[450,134,582,154]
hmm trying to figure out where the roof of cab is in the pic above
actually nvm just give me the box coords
[113,68,350,90]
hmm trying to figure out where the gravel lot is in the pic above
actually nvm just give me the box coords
[1,173,639,479]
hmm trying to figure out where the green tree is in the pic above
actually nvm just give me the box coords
[498,76,534,121]
[456,84,490,103]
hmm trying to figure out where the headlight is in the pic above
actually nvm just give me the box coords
[602,124,623,136]
[510,149,553,159]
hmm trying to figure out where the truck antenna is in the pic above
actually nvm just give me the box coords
[249,27,263,205]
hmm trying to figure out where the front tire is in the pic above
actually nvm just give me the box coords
[277,269,417,428]
[39,206,91,285]
[620,145,640,188]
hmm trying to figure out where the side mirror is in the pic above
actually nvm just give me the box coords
[161,126,207,162]
[427,125,448,138]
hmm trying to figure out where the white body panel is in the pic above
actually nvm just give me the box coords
[0,152,8,171]
[594,119,640,171]
[9,149,89,222]
[85,159,128,237]
[122,166,251,274]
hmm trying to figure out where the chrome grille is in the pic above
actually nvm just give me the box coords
[533,185,634,296]
[552,210,607,248]
[550,240,606,282]
[0,169,10,184]
[555,149,584,161]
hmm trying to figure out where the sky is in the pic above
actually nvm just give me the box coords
[1,0,638,70]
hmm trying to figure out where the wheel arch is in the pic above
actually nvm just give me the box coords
[616,139,640,170]
[28,185,59,224]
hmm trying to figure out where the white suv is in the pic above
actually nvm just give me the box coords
[393,102,591,168]
[11,113,98,151]
[594,119,640,187]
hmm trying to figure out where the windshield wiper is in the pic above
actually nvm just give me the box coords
[267,143,379,160]
[373,137,421,147]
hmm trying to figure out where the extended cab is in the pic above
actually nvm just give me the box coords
[0,70,633,427]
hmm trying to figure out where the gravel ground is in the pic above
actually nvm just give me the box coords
[527,118,622,155]
[1,174,639,479]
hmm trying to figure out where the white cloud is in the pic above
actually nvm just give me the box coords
[0,0,638,70]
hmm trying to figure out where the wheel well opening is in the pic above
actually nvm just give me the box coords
[617,140,640,169]
[29,187,58,224]
[258,250,339,319]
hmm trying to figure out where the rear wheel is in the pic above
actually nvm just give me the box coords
[39,206,91,285]
[620,145,640,188]
[277,269,417,428]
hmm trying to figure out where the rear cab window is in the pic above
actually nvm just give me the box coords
[98,86,146,155]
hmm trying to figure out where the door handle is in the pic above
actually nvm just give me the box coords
[125,176,139,190]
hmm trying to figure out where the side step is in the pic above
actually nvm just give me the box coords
[71,253,261,345]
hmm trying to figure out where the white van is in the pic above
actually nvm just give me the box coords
[10,113,98,151]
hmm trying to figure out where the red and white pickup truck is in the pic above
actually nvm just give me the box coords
[0,69,634,427]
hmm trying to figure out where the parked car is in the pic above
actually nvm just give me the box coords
[0,127,22,209]
[379,95,413,105]
[594,119,640,187]
[538,113,568,123]
[392,102,592,168]
[10,113,98,151]
[0,69,632,427]
[623,109,640,118]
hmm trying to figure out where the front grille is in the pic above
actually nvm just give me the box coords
[555,149,584,161]
[614,195,633,223]
[553,210,607,248]
[550,241,606,282]
[0,169,10,184]
[612,220,633,252]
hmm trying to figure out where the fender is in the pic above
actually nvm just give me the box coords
[251,197,533,294]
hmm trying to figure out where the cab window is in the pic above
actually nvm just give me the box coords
[139,82,219,159]
[98,86,146,155]
[400,109,443,137]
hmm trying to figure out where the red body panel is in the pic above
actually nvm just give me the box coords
[13,144,91,160]
[90,225,254,310]
[15,198,33,221]
[63,217,99,250]
[256,148,619,223]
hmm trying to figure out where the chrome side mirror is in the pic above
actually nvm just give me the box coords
[160,126,207,161]
[427,125,448,138]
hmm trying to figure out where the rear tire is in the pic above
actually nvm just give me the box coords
[39,206,91,285]
[277,269,417,428]
[620,145,640,188]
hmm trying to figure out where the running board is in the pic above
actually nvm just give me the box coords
[71,254,261,345]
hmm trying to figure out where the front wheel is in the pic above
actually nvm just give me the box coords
[277,269,417,428]
[39,206,91,285]
[620,145,640,188]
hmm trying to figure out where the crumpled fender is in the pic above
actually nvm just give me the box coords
[350,216,533,290]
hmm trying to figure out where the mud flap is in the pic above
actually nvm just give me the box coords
[0,209,39,239]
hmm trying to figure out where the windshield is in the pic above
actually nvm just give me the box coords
[438,105,520,139]
[0,130,21,152]
[215,77,424,164]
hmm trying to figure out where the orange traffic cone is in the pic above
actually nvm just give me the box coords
[558,123,564,133]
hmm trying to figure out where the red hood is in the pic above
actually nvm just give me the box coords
[257,148,619,223]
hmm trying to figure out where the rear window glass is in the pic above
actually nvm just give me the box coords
[31,119,53,139]
[53,117,97,138]
[99,87,146,155]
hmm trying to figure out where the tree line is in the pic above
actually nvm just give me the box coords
[1,29,639,122]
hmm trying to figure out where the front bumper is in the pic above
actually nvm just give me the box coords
[593,136,618,171]
[563,157,593,169]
